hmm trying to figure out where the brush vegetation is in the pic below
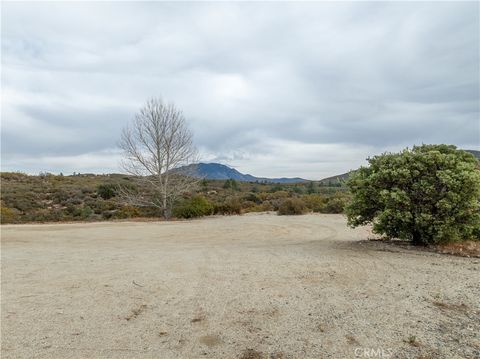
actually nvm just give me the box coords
[0,172,349,223]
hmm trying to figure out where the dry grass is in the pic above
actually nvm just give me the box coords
[365,238,480,258]
[433,240,480,257]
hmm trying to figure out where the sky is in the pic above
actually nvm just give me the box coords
[1,1,479,180]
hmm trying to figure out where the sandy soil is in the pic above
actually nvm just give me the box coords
[1,213,479,359]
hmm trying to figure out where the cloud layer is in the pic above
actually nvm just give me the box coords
[2,2,479,179]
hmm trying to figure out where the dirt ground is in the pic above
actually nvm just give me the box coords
[1,213,479,359]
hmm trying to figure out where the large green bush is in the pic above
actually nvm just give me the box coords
[173,196,214,219]
[346,145,480,245]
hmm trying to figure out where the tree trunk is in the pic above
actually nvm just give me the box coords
[411,211,422,245]
[412,229,422,246]
[163,192,169,219]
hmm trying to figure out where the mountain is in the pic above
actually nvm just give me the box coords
[174,163,308,183]
[318,148,479,184]
[319,172,351,185]
[466,149,480,160]
[175,148,478,185]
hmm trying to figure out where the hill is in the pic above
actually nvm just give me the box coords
[466,149,480,160]
[0,172,347,224]
[317,148,479,185]
[175,163,308,183]
[319,172,351,185]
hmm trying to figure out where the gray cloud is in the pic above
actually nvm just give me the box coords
[1,2,479,179]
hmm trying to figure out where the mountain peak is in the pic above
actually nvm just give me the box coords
[175,163,308,183]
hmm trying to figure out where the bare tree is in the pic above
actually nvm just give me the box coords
[119,98,199,218]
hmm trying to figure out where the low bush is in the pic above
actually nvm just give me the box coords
[303,194,326,212]
[323,196,347,214]
[52,190,70,204]
[21,208,65,222]
[1,206,19,223]
[243,202,274,213]
[223,179,239,190]
[173,196,214,219]
[243,192,261,204]
[97,183,117,200]
[267,190,290,200]
[10,196,39,212]
[278,198,307,215]
[214,197,242,215]
[113,205,141,219]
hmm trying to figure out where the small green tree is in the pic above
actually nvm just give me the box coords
[223,179,239,190]
[346,144,480,245]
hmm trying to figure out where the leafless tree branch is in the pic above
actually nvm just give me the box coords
[118,98,199,218]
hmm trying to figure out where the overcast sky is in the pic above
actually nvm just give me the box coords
[2,2,479,179]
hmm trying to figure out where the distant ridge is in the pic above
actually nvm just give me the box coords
[466,149,480,160]
[318,172,351,184]
[174,149,478,185]
[174,163,308,183]
[317,149,479,185]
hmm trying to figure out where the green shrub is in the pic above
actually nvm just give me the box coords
[267,190,290,200]
[1,206,19,223]
[97,183,117,200]
[243,192,261,204]
[66,204,83,217]
[278,198,307,215]
[81,187,93,194]
[11,196,38,212]
[347,144,480,245]
[319,193,350,214]
[69,199,83,207]
[243,202,274,213]
[307,181,317,194]
[269,184,285,193]
[113,205,141,219]
[303,194,326,212]
[173,196,214,219]
[322,197,346,214]
[291,185,305,194]
[214,197,242,215]
[81,206,94,219]
[240,200,256,210]
[52,190,70,204]
[28,209,65,222]
[102,210,115,219]
[223,179,239,190]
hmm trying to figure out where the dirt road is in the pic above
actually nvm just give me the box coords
[1,213,479,358]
